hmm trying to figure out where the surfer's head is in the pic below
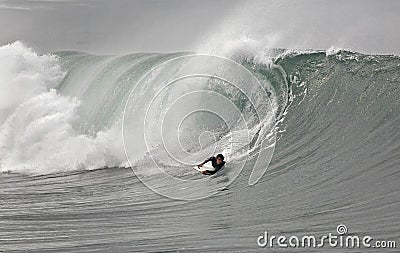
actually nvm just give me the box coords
[216,154,224,164]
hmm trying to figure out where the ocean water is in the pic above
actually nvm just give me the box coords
[0,42,399,252]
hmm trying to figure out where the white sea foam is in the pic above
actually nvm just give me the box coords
[0,42,127,174]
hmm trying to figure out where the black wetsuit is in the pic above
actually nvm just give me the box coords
[202,157,225,175]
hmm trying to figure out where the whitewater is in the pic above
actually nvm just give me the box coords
[0,41,399,252]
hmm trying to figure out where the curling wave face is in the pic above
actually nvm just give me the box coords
[0,42,285,180]
[1,42,399,190]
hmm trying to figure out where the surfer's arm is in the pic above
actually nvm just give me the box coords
[197,157,213,167]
